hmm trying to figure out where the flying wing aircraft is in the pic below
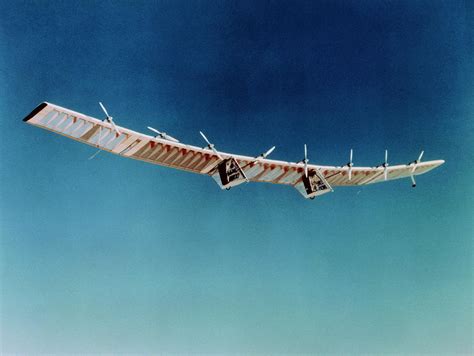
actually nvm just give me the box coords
[23,102,444,200]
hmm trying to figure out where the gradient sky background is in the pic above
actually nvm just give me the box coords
[1,1,472,354]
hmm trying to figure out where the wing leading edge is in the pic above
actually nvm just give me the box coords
[23,102,445,199]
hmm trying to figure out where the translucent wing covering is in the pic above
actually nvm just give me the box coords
[23,102,445,199]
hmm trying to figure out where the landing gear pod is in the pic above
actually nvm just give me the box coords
[212,158,248,190]
[295,169,333,199]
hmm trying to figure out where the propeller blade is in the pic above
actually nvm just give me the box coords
[147,126,162,135]
[304,144,308,178]
[148,127,179,142]
[211,147,223,160]
[409,151,424,187]
[88,127,102,160]
[263,146,276,158]
[199,131,223,160]
[385,149,388,164]
[241,146,277,169]
[164,134,179,143]
[109,119,121,136]
[348,148,353,181]
[418,150,424,162]
[255,146,276,160]
[199,131,212,146]
[99,102,121,135]
[88,149,102,160]
[99,102,110,118]
[97,126,102,145]
[384,149,388,181]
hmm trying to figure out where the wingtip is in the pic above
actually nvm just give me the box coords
[423,159,445,173]
[23,102,48,122]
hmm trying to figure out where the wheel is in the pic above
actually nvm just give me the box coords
[310,196,315,200]
[226,187,231,190]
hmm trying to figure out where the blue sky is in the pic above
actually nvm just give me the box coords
[1,1,472,354]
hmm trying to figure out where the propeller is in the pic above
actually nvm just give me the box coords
[89,102,117,160]
[382,149,389,181]
[303,144,309,178]
[409,150,424,187]
[199,131,223,160]
[88,147,102,160]
[240,146,276,170]
[347,149,354,180]
[147,126,179,143]
[99,102,121,136]
[256,146,276,160]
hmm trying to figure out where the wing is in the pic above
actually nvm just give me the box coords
[23,102,445,199]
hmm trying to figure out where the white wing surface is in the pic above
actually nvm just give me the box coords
[23,102,445,199]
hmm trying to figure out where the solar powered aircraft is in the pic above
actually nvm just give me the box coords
[23,102,444,200]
